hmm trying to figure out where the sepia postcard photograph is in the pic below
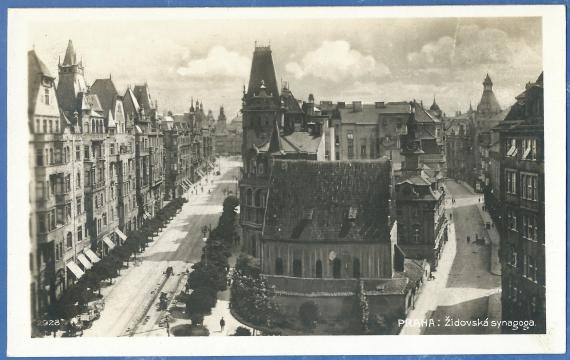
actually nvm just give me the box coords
[5,4,567,357]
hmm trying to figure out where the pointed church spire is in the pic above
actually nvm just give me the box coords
[62,39,77,65]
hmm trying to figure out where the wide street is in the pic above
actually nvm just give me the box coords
[83,157,242,337]
[401,180,502,335]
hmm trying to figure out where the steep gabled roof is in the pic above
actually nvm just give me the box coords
[133,84,154,112]
[123,87,140,116]
[90,78,119,114]
[263,159,393,243]
[28,50,56,115]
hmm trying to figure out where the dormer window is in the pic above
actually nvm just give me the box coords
[302,208,314,220]
[506,138,517,157]
[348,207,358,221]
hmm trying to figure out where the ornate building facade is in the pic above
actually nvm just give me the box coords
[28,41,194,331]
[493,73,545,333]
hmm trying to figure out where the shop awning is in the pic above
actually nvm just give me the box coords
[84,248,101,263]
[77,254,93,270]
[103,236,116,249]
[66,261,85,279]
[197,169,206,177]
[115,229,127,241]
[143,211,152,220]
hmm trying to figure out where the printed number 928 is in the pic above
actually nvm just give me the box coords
[37,319,62,326]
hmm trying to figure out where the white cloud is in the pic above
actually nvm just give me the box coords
[407,24,541,70]
[285,40,390,82]
[177,46,250,79]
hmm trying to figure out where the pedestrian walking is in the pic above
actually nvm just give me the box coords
[449,213,452,220]
[220,317,226,332]
[467,236,470,243]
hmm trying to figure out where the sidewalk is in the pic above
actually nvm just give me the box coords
[400,221,457,335]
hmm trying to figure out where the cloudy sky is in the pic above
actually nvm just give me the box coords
[29,16,542,120]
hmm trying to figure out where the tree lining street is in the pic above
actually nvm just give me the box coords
[83,157,241,337]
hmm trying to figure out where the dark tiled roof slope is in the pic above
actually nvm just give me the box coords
[264,159,393,243]
[90,78,119,114]
[28,50,54,115]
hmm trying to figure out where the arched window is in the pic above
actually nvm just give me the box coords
[333,258,342,278]
[49,149,53,164]
[249,158,257,175]
[92,120,96,133]
[66,232,73,248]
[315,260,323,278]
[275,257,284,275]
[293,259,302,277]
[353,258,361,278]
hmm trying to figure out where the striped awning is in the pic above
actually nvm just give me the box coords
[84,248,101,263]
[115,229,127,241]
[103,236,116,249]
[143,211,152,220]
[66,261,85,279]
[77,254,93,270]
[197,169,206,177]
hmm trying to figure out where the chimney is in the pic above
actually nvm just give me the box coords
[375,101,385,108]
[352,101,362,113]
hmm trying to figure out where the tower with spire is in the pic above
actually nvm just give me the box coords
[241,43,284,157]
[57,40,88,113]
[476,73,502,118]
[429,95,442,119]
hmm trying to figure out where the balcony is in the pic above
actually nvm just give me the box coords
[85,180,105,193]
[54,191,72,204]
